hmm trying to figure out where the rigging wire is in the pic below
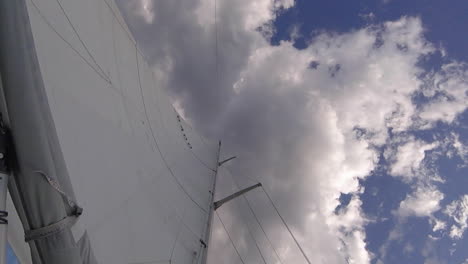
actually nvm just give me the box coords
[135,47,208,214]
[243,195,284,264]
[241,194,283,263]
[29,0,111,84]
[232,196,268,264]
[261,186,312,264]
[225,168,284,264]
[54,0,111,83]
[215,211,246,264]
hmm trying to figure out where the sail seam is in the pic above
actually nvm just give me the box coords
[54,0,112,83]
[29,0,112,84]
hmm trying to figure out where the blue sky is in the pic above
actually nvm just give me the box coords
[271,0,468,61]
[270,1,468,263]
[7,243,19,264]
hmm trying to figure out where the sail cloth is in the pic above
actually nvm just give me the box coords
[0,0,219,263]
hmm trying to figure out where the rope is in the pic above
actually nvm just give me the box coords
[215,211,245,264]
[25,171,83,242]
[261,186,312,264]
[135,48,208,214]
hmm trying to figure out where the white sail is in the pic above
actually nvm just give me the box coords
[0,0,219,263]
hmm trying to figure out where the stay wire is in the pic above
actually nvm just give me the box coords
[225,168,284,264]
[215,211,246,264]
[232,196,268,264]
[261,186,312,264]
[135,48,208,214]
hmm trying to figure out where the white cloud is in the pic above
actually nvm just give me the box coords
[417,62,468,128]
[450,133,468,166]
[444,195,468,239]
[397,185,444,218]
[125,0,155,24]
[431,218,446,232]
[117,0,468,262]
[388,139,438,180]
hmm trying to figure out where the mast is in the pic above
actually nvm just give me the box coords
[199,141,221,264]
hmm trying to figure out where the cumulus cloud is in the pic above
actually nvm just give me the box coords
[387,139,439,181]
[444,195,468,239]
[116,0,468,263]
[417,62,468,129]
[448,132,468,166]
[396,185,444,218]
[431,218,447,232]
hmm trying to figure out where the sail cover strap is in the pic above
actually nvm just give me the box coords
[24,171,83,242]
[25,212,79,242]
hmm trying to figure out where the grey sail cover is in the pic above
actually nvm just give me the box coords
[0,0,219,263]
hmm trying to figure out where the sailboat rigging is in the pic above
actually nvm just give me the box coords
[0,0,312,263]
